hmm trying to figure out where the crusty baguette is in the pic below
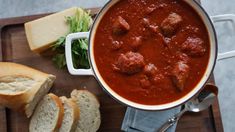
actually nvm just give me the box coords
[0,62,56,117]
[29,93,64,132]
[71,90,101,132]
[59,96,80,132]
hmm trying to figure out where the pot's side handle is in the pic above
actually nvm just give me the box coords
[211,14,235,61]
[65,32,93,76]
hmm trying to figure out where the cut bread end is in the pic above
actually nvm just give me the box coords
[71,90,101,132]
[59,96,80,132]
[25,75,56,118]
[29,93,64,132]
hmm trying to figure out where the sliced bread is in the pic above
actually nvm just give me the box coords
[71,90,101,132]
[29,93,64,132]
[59,96,80,132]
[0,62,56,117]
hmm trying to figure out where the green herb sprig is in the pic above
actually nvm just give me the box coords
[52,8,92,69]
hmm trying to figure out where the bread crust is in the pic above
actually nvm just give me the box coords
[48,93,64,132]
[0,62,56,117]
[59,96,80,132]
[67,98,80,132]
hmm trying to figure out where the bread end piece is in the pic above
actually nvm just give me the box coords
[29,93,64,132]
[71,90,101,132]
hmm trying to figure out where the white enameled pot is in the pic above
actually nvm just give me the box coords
[65,0,235,110]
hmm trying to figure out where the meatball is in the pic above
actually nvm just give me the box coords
[113,52,145,74]
[171,61,190,91]
[160,13,183,37]
[113,16,130,35]
[144,63,158,77]
[181,37,206,57]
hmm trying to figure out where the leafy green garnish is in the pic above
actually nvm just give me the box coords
[52,53,66,69]
[71,39,90,69]
[52,8,92,69]
[52,37,65,51]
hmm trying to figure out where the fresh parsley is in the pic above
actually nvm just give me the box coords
[52,8,92,69]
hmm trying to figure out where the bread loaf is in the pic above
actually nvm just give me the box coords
[0,62,56,117]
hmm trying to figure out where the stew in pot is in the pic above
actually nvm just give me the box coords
[94,0,210,105]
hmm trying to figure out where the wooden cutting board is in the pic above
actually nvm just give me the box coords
[0,7,223,132]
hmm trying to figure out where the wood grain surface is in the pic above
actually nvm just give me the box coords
[0,4,224,132]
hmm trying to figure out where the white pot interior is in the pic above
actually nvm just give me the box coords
[89,0,217,110]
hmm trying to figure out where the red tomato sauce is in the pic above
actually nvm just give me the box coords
[94,0,210,105]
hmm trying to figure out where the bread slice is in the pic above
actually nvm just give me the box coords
[59,96,80,132]
[0,62,56,117]
[29,93,64,132]
[71,90,101,132]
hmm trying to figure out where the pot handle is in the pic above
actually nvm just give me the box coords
[65,32,93,76]
[211,14,235,61]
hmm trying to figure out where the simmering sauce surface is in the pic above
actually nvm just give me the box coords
[94,0,210,105]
